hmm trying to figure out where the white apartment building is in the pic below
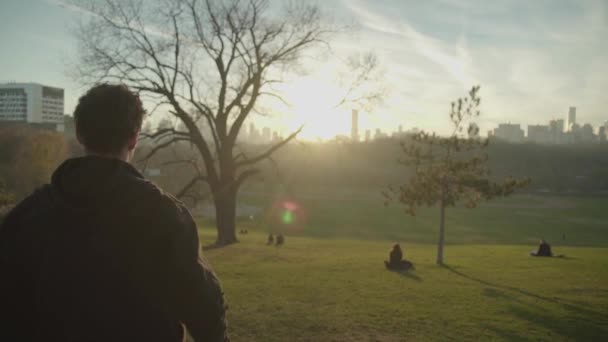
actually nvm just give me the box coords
[0,83,64,125]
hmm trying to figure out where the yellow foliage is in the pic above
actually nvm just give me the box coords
[0,125,68,199]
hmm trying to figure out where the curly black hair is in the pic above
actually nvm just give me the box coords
[74,84,145,154]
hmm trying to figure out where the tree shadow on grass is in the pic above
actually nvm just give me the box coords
[481,303,608,341]
[531,254,576,260]
[202,243,224,251]
[387,269,422,282]
[507,304,608,341]
[442,265,570,307]
[482,287,517,301]
[480,323,536,342]
[202,239,243,250]
[442,265,608,340]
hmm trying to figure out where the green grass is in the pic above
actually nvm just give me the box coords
[234,192,608,247]
[193,193,608,341]
[199,231,608,341]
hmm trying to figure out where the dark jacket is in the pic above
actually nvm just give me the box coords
[537,242,553,257]
[389,246,403,265]
[0,156,228,342]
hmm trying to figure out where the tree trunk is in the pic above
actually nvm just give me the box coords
[214,187,238,246]
[437,196,446,265]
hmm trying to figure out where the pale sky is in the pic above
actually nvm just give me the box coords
[1,0,606,139]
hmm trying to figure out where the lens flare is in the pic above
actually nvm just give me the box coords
[281,210,294,224]
[268,198,307,232]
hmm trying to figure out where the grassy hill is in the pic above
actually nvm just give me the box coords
[199,231,608,341]
[232,192,608,247]
[193,193,608,341]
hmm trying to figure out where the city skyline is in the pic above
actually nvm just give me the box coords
[0,0,606,140]
[2,80,603,145]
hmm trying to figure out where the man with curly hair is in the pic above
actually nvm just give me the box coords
[0,84,229,342]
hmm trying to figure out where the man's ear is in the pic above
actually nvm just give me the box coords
[127,130,139,151]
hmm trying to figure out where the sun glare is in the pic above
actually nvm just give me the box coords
[279,76,349,140]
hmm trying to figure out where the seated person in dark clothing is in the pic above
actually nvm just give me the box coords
[275,233,285,246]
[267,233,274,245]
[531,239,553,257]
[384,243,413,270]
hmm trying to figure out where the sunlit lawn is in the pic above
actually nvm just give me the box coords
[234,192,608,247]
[199,232,608,341]
[192,193,608,341]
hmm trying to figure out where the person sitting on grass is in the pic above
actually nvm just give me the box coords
[530,239,553,257]
[275,233,284,246]
[267,233,274,245]
[384,243,413,270]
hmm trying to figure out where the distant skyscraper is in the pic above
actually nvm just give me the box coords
[527,124,550,144]
[351,109,359,142]
[249,123,260,142]
[581,123,595,143]
[365,129,371,142]
[493,123,524,143]
[549,119,565,144]
[374,128,386,140]
[262,127,271,143]
[568,107,576,130]
[599,126,607,144]
[568,123,582,144]
[555,119,565,132]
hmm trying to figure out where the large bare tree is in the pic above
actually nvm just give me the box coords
[71,0,341,245]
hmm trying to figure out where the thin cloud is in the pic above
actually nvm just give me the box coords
[346,1,476,86]
[45,0,99,18]
[334,0,607,134]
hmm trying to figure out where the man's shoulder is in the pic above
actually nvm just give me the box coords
[129,177,192,225]
[6,185,52,218]
[0,185,52,238]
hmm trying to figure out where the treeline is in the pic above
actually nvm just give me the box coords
[0,124,80,203]
[2,128,607,212]
[136,137,608,197]
[264,139,608,193]
[484,141,608,192]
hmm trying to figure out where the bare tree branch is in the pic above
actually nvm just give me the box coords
[176,175,208,199]
[138,137,192,162]
[234,168,260,189]
[140,128,190,141]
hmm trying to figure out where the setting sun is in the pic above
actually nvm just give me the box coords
[278,75,350,140]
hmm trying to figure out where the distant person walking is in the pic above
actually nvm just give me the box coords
[0,84,228,342]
